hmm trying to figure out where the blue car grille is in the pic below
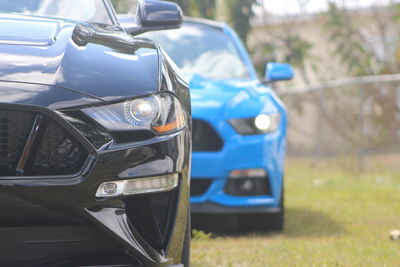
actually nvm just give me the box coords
[190,178,213,196]
[0,108,88,177]
[192,119,223,152]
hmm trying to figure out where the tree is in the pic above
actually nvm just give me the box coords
[192,0,216,19]
[324,1,400,164]
[164,0,191,15]
[111,0,258,48]
[324,3,377,75]
[111,0,136,14]
[325,1,400,75]
[165,0,257,45]
[224,0,258,44]
[251,0,315,83]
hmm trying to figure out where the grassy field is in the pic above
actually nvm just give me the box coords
[191,158,400,266]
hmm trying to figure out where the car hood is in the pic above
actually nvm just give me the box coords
[188,74,279,120]
[0,15,160,103]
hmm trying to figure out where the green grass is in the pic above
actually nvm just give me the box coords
[191,158,400,266]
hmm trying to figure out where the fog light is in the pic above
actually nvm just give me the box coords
[229,169,267,179]
[241,179,255,191]
[96,174,179,198]
[104,183,118,194]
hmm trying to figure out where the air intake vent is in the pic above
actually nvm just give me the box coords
[125,189,178,253]
[192,119,223,152]
[190,178,212,196]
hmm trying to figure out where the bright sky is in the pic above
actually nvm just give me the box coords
[259,0,399,15]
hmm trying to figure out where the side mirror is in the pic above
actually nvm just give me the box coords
[125,0,183,36]
[265,62,294,83]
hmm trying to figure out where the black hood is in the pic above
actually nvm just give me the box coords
[0,15,160,104]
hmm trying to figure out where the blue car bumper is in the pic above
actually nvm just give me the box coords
[190,115,286,214]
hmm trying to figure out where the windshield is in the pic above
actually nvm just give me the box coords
[146,22,251,80]
[0,0,113,24]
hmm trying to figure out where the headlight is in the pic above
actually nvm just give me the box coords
[82,93,186,135]
[229,113,280,135]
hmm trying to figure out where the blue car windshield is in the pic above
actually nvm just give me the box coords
[147,22,251,80]
[0,0,112,24]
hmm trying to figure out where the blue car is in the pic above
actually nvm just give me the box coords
[144,18,293,231]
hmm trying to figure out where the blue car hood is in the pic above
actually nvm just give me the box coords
[188,74,279,120]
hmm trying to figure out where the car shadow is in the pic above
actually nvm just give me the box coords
[191,207,345,238]
[283,207,345,238]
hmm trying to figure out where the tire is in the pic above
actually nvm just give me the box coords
[181,208,191,267]
[238,186,284,233]
[269,186,284,231]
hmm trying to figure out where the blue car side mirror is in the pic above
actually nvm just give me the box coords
[265,62,294,82]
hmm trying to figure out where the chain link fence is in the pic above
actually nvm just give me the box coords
[277,74,400,169]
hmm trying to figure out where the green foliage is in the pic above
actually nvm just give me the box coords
[111,0,135,14]
[224,0,258,44]
[251,42,276,75]
[391,2,400,22]
[165,0,216,18]
[324,1,400,75]
[325,2,377,75]
[164,0,190,15]
[252,33,314,83]
[166,0,257,45]
[111,0,258,47]
[191,0,216,19]
[281,35,313,68]
[324,2,400,148]
[192,229,213,241]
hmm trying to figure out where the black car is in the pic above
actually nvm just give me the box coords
[0,0,191,266]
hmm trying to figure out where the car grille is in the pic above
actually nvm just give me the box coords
[0,111,34,176]
[0,108,88,177]
[190,178,213,196]
[192,119,223,152]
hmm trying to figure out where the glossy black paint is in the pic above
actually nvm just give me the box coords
[126,0,183,36]
[0,130,191,265]
[0,81,102,109]
[138,0,183,27]
[0,15,161,103]
[0,2,191,266]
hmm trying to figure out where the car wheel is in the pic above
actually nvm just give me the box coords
[269,186,284,231]
[238,186,284,233]
[181,208,191,267]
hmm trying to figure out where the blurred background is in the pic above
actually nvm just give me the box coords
[112,1,400,266]
[114,0,400,171]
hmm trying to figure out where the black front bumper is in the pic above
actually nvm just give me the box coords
[0,105,191,266]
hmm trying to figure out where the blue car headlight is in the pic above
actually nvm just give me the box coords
[82,93,186,135]
[229,113,280,135]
